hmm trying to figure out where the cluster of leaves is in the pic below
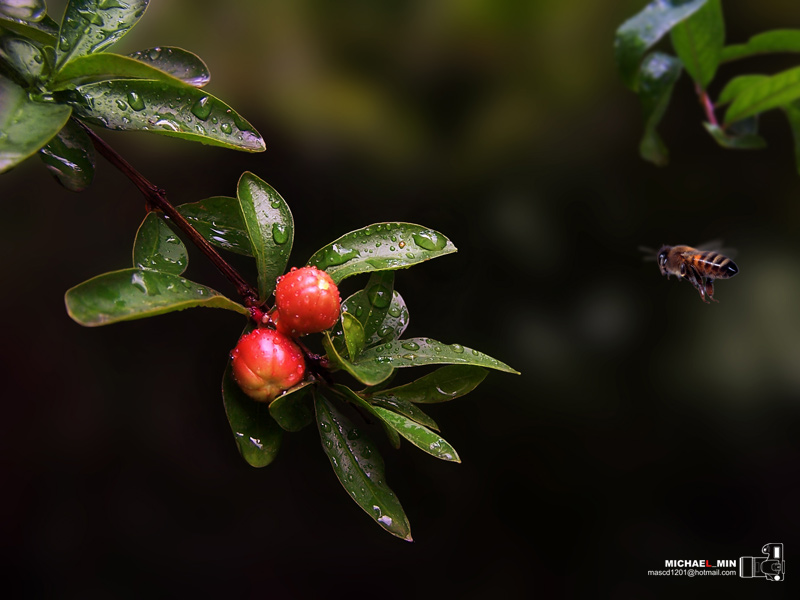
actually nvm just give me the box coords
[65,171,518,540]
[615,0,800,172]
[0,0,263,184]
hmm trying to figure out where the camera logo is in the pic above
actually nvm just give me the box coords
[739,543,785,582]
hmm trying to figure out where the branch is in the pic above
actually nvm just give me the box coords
[79,121,260,308]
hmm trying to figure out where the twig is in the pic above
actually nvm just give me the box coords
[696,83,719,128]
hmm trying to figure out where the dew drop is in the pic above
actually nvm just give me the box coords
[190,96,212,121]
[412,229,447,251]
[220,122,233,135]
[127,91,145,111]
[271,223,289,245]
[367,284,391,309]
[401,341,419,351]
[451,343,464,353]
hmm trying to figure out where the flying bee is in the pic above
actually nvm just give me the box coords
[655,244,738,303]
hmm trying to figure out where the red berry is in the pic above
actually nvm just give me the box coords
[231,328,306,402]
[274,266,341,336]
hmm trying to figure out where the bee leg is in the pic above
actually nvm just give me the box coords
[685,266,709,303]
[705,278,718,303]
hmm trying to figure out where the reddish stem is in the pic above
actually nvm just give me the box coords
[80,122,260,308]
[696,83,719,128]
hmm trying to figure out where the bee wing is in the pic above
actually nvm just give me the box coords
[697,239,737,259]
[638,245,657,262]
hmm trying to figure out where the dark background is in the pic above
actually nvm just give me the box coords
[2,0,798,597]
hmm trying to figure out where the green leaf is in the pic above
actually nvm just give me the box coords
[51,52,200,89]
[371,406,459,462]
[315,391,412,541]
[176,196,252,257]
[717,74,768,106]
[132,212,188,274]
[0,13,58,46]
[222,354,283,468]
[332,384,401,448]
[268,381,313,432]
[55,0,149,69]
[308,223,457,285]
[0,0,45,21]
[39,117,95,191]
[669,0,723,89]
[65,268,247,326]
[703,122,766,150]
[614,0,707,90]
[0,35,48,84]
[342,312,366,359]
[337,285,409,350]
[783,101,800,176]
[236,172,294,301]
[724,66,800,124]
[67,79,265,152]
[355,338,519,376]
[371,365,488,404]
[721,29,800,63]
[322,331,394,386]
[0,74,71,173]
[368,393,439,431]
[128,46,209,87]
[344,271,395,343]
[637,52,682,167]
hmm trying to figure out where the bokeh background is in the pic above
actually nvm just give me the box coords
[2,0,799,597]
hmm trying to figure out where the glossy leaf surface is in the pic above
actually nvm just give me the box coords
[55,0,149,69]
[222,358,283,468]
[0,12,57,45]
[132,212,188,274]
[322,331,393,386]
[724,66,800,124]
[236,172,294,301]
[128,46,209,87]
[39,117,95,191]
[0,0,44,21]
[0,35,48,84]
[721,29,800,63]
[343,271,395,344]
[372,406,459,463]
[614,0,706,90]
[308,223,456,284]
[69,79,265,152]
[65,268,247,326]
[368,393,439,431]
[332,384,402,448]
[52,52,198,89]
[341,312,366,359]
[0,74,71,173]
[669,0,723,88]
[176,196,252,256]
[371,365,488,404]
[268,382,313,432]
[315,392,412,541]
[637,52,682,166]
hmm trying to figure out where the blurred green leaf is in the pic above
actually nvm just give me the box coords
[39,117,95,191]
[614,0,706,90]
[637,52,682,166]
[222,354,283,468]
[65,268,247,326]
[717,74,768,106]
[51,52,198,89]
[0,74,71,173]
[68,79,265,152]
[0,0,44,21]
[268,381,313,432]
[315,391,412,541]
[371,406,459,463]
[322,331,394,386]
[342,312,366,359]
[724,66,800,124]
[236,172,294,301]
[371,365,488,405]
[176,196,252,257]
[783,101,800,176]
[132,212,188,274]
[0,12,57,45]
[703,122,766,149]
[0,35,48,84]
[721,29,800,62]
[128,46,209,87]
[355,338,518,375]
[55,0,149,69]
[308,223,456,285]
[669,0,723,89]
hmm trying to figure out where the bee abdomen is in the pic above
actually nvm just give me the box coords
[693,251,739,279]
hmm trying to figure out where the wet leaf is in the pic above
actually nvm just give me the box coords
[367,393,439,431]
[55,0,149,69]
[615,0,706,90]
[237,172,294,301]
[342,312,366,359]
[322,331,393,386]
[0,35,48,84]
[372,365,488,404]
[0,13,57,46]
[65,268,247,326]
[670,0,723,89]
[52,51,200,89]
[307,223,456,285]
[721,29,800,63]
[39,117,95,191]
[176,196,252,256]
[637,52,682,167]
[332,384,401,448]
[128,46,209,87]
[222,353,283,468]
[315,391,412,541]
[0,0,45,21]
[371,406,459,463]
[0,74,71,173]
[724,66,800,124]
[132,212,188,274]
[268,381,313,432]
[344,271,395,343]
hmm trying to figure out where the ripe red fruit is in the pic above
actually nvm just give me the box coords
[274,266,341,336]
[231,328,306,402]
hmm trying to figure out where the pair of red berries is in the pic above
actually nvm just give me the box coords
[231,266,340,402]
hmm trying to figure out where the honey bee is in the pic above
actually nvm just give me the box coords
[656,244,738,303]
